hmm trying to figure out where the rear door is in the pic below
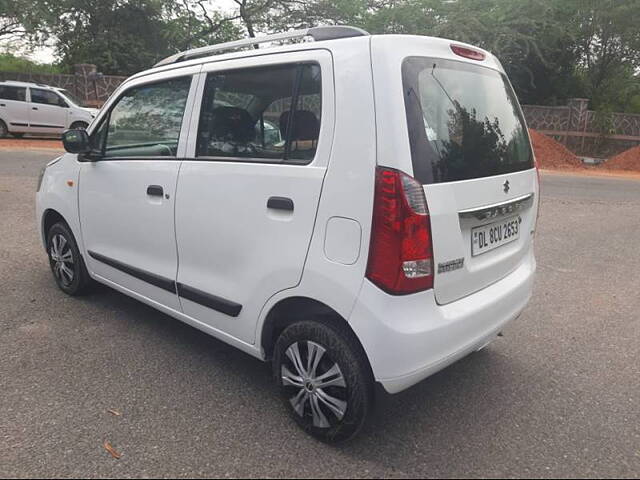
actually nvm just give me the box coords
[28,88,69,134]
[401,56,538,304]
[175,50,333,344]
[0,85,29,131]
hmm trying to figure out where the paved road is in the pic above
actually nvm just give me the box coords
[1,150,638,478]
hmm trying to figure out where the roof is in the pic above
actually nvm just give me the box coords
[125,28,499,86]
[0,80,57,89]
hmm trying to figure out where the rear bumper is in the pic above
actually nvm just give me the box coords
[348,250,536,394]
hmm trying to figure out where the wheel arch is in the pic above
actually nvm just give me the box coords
[70,120,89,129]
[41,208,68,248]
[260,296,374,378]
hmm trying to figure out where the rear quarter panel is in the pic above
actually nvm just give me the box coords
[255,37,378,346]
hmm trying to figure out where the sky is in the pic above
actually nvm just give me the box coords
[17,0,239,64]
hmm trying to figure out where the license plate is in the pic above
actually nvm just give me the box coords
[471,215,521,256]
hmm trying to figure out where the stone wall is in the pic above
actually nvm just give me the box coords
[0,64,126,108]
[523,98,640,157]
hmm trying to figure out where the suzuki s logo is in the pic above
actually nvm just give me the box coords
[503,180,510,194]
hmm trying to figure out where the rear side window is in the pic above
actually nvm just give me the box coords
[196,63,321,164]
[402,57,533,184]
[0,85,26,101]
[31,88,67,107]
[102,77,192,158]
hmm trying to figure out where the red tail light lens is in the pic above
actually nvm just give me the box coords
[451,44,486,61]
[366,167,434,295]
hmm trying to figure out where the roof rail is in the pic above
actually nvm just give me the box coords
[154,25,369,68]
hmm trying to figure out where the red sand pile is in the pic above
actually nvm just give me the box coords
[528,129,582,169]
[603,145,640,171]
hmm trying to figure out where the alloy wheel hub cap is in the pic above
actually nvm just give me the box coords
[281,340,348,428]
[50,234,74,286]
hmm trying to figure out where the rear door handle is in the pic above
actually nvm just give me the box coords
[0,103,5,107]
[32,107,38,110]
[147,185,164,197]
[267,196,294,211]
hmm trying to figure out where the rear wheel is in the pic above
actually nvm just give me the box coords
[46,222,91,295]
[273,320,374,443]
[70,121,88,130]
[0,120,8,138]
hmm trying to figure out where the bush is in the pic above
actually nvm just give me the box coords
[0,53,67,74]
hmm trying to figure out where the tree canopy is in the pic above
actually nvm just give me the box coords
[1,0,639,112]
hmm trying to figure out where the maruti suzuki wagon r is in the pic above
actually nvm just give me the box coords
[36,26,538,443]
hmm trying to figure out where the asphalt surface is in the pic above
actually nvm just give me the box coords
[1,149,638,478]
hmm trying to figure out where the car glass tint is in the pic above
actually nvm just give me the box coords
[0,86,26,101]
[196,63,321,163]
[102,76,192,158]
[402,57,533,184]
[31,88,65,107]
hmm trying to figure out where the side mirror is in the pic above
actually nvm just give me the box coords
[62,129,91,154]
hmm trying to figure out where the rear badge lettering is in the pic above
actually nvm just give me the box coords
[438,258,464,274]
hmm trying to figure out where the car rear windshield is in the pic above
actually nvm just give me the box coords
[402,57,533,184]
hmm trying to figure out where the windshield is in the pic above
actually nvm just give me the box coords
[402,57,533,184]
[58,89,83,107]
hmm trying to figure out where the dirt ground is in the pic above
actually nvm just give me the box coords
[0,137,63,150]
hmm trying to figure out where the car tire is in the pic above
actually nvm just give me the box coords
[70,121,88,130]
[0,120,8,138]
[273,319,374,443]
[46,221,92,295]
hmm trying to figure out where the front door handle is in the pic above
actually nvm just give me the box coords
[0,103,5,107]
[147,185,164,197]
[32,107,38,111]
[267,196,294,211]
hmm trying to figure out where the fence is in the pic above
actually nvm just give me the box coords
[0,64,125,108]
[522,98,640,157]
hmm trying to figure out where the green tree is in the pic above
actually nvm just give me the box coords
[568,0,640,112]
[0,52,65,73]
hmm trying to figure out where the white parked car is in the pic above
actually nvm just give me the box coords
[0,80,98,138]
[36,26,538,442]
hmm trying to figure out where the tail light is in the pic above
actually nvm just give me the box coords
[366,167,434,295]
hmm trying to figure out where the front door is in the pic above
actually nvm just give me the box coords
[28,88,69,134]
[175,51,333,344]
[79,71,197,311]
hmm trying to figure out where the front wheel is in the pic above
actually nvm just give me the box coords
[46,222,91,295]
[273,320,374,443]
[0,120,8,138]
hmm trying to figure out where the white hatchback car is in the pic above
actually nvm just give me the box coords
[0,80,97,138]
[36,26,538,442]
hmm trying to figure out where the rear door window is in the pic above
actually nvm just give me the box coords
[0,85,26,101]
[402,57,533,184]
[196,62,321,164]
